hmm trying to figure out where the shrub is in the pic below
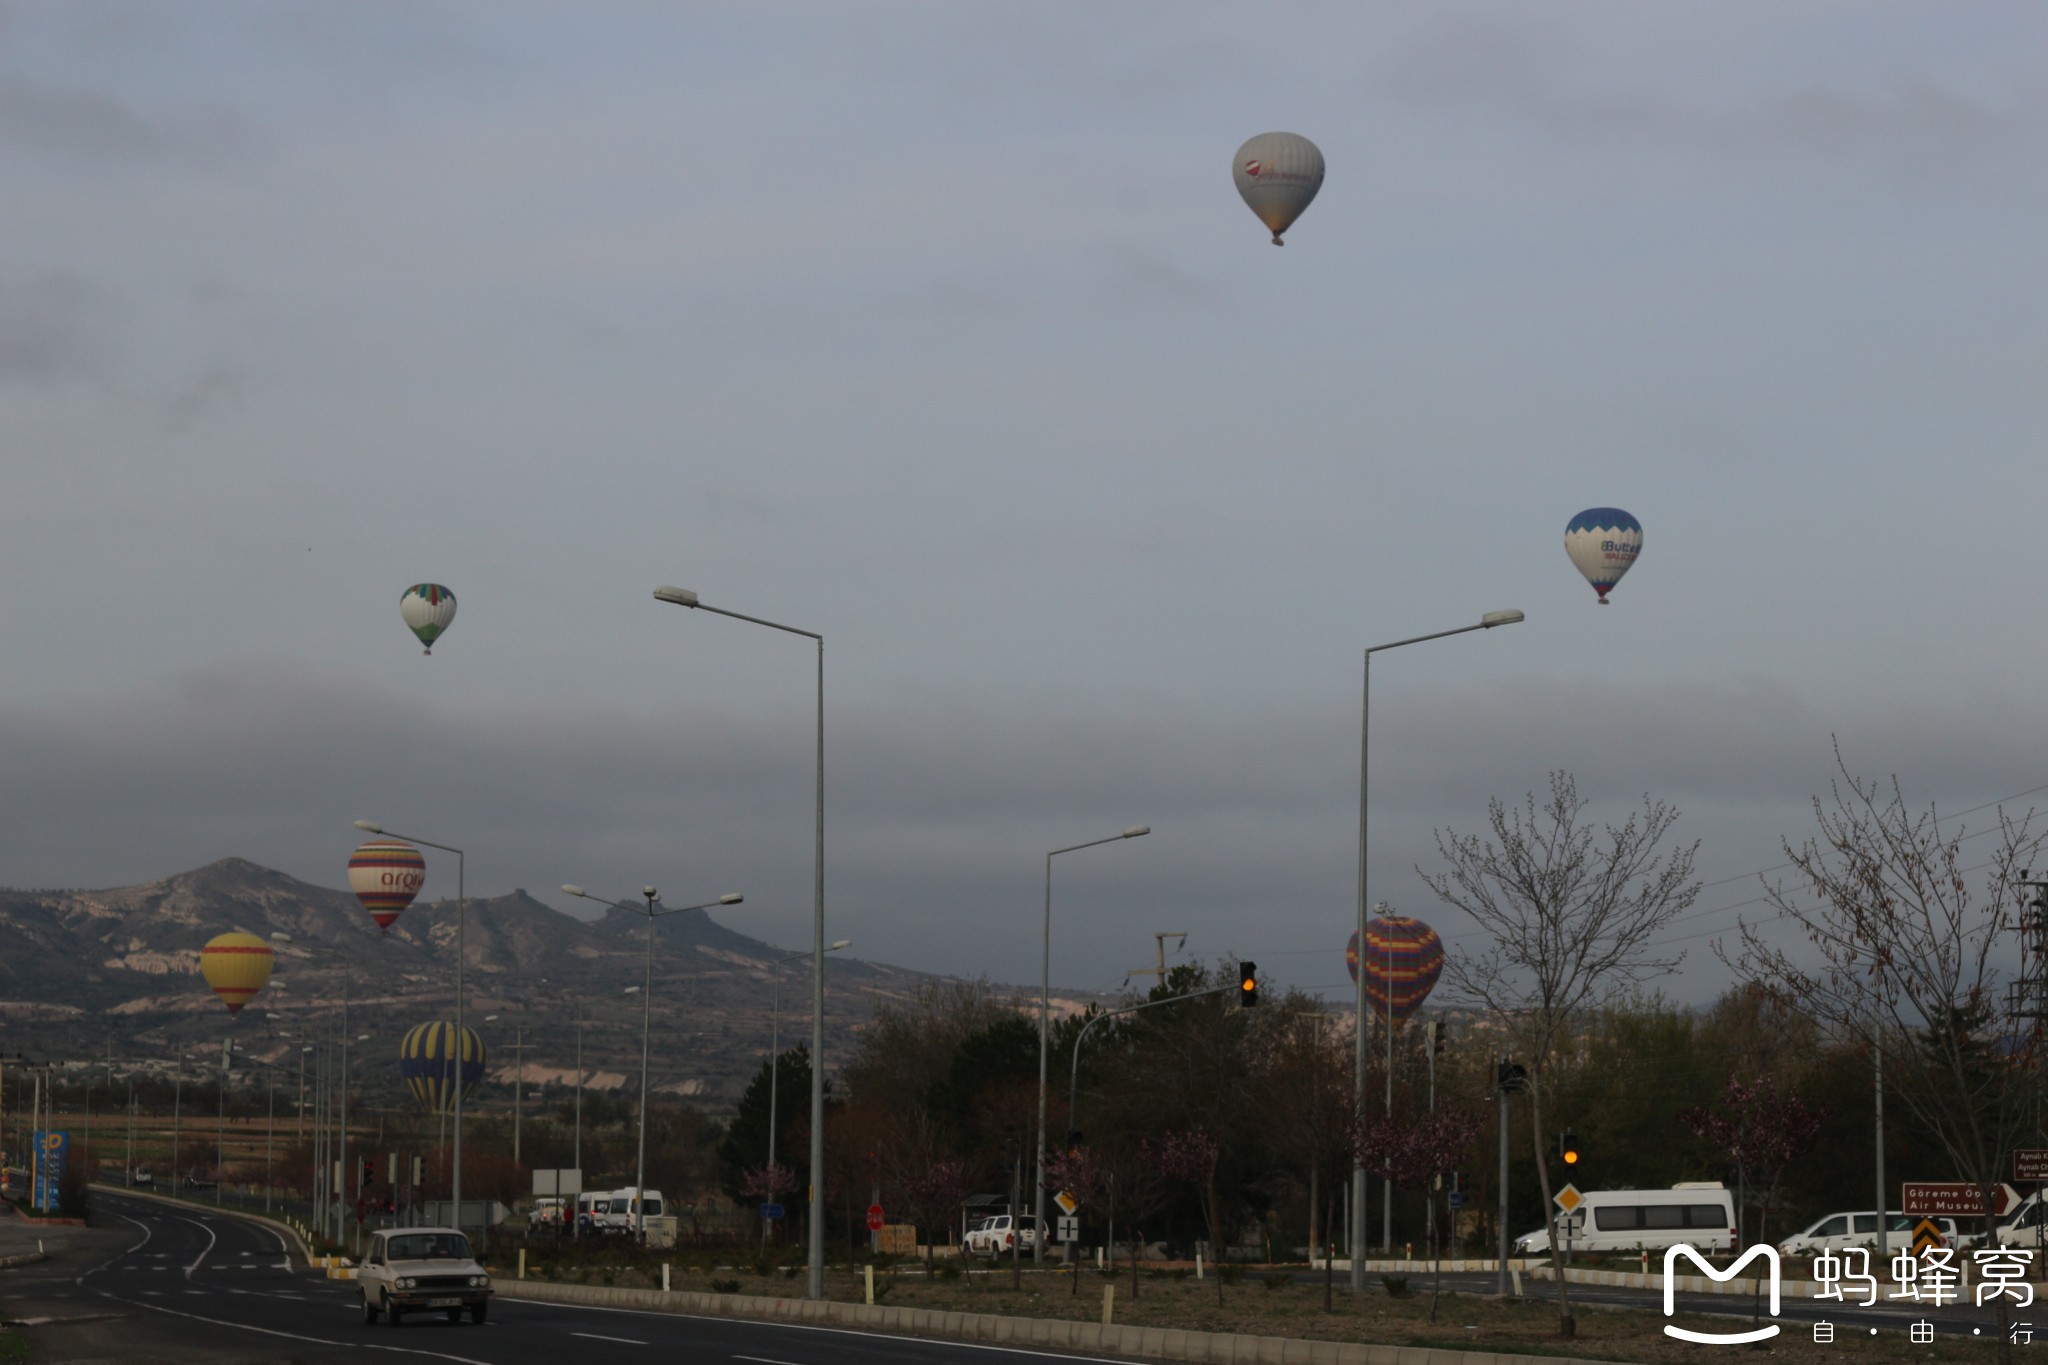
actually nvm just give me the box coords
[710,1277,740,1294]
[938,1263,961,1281]
[1380,1275,1411,1298]
[1218,1263,1246,1285]
[1260,1273,1285,1292]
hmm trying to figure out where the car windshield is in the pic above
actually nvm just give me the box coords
[387,1233,472,1261]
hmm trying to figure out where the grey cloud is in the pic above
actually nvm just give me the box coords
[0,73,255,166]
[0,663,2037,1009]
[1381,11,2032,176]
[0,271,127,388]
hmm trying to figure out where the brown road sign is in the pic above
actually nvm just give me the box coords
[2017,1150,2048,1182]
[1902,1182,2020,1218]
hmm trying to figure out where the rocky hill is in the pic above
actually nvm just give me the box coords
[0,859,1058,1112]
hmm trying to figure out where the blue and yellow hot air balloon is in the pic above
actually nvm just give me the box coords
[1564,508,1643,604]
[399,1022,486,1114]
[1346,912,1445,1025]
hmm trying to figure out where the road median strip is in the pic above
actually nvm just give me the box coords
[495,1276,1637,1365]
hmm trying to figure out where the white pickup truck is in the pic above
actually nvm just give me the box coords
[963,1213,1041,1257]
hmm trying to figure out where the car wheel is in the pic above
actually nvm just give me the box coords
[470,1302,488,1324]
[361,1292,380,1324]
[385,1294,403,1328]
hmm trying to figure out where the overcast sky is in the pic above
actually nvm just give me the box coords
[5,2,2047,1011]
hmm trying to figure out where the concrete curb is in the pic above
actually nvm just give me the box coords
[88,1184,315,1269]
[495,1277,1629,1365]
[0,1252,48,1269]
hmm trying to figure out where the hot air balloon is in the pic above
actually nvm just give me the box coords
[1345,912,1444,1025]
[399,1021,487,1114]
[348,840,426,936]
[200,931,275,1017]
[1564,508,1642,605]
[400,583,457,654]
[1233,132,1324,245]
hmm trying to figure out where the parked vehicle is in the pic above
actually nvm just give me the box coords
[1998,1192,2048,1249]
[596,1187,665,1233]
[1778,1212,1959,1256]
[574,1191,605,1232]
[1513,1183,1736,1256]
[357,1227,492,1326]
[963,1214,1041,1257]
[528,1197,566,1228]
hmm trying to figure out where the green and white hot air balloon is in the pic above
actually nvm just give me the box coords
[400,583,457,654]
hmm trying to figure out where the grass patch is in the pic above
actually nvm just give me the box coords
[0,1326,25,1361]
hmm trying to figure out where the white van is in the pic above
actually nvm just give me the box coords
[1514,1183,1736,1255]
[1779,1211,1958,1256]
[597,1187,665,1233]
[1998,1192,2048,1249]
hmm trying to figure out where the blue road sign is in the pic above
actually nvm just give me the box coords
[1447,1191,1465,1211]
[33,1130,67,1212]
[761,1202,785,1221]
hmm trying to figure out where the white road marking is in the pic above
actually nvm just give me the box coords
[734,1357,806,1364]
[176,1216,216,1279]
[573,1332,648,1345]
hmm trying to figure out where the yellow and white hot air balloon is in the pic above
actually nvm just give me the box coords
[199,931,275,1017]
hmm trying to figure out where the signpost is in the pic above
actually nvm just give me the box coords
[1448,1191,1466,1211]
[1054,1189,1078,1216]
[866,1203,885,1233]
[1057,1215,1079,1243]
[2016,1151,2048,1183]
[1911,1219,1945,1257]
[32,1131,66,1213]
[1553,1183,1583,1216]
[761,1202,785,1222]
[1901,1182,2021,1218]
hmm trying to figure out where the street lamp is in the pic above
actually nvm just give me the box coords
[1035,825,1148,1262]
[654,583,828,1300]
[354,820,469,1239]
[1352,608,1523,1286]
[564,883,743,1241]
[767,940,850,1231]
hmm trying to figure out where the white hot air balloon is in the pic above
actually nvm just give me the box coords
[400,583,457,654]
[1564,509,1643,604]
[1233,132,1325,245]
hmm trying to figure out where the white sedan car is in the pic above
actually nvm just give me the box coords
[358,1227,493,1326]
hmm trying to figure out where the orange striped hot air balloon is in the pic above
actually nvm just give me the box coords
[348,840,426,936]
[200,931,275,1016]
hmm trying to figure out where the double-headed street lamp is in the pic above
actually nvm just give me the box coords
[565,884,742,1242]
[1351,608,1523,1288]
[654,583,828,1299]
[353,820,469,1237]
[1035,826,1148,1262]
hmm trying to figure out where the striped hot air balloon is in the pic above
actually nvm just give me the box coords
[1564,508,1643,604]
[1345,912,1444,1025]
[1233,132,1324,245]
[399,1022,487,1114]
[348,840,426,936]
[200,931,275,1016]
[400,583,457,654]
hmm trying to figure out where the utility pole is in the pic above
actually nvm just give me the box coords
[1122,931,1187,990]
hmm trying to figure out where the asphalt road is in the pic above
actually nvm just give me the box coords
[21,1192,1148,1364]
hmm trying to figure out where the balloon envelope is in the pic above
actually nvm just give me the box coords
[200,931,275,1016]
[400,583,457,654]
[1345,915,1444,1024]
[1233,132,1324,245]
[399,1021,487,1114]
[348,840,426,935]
[1564,508,1643,604]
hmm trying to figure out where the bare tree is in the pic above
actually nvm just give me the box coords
[1728,753,2044,1362]
[1421,770,1701,1339]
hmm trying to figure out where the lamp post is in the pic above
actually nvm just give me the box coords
[1036,826,1148,1262]
[1352,608,1522,1286]
[654,583,827,1299]
[768,940,851,1229]
[354,820,466,1237]
[565,883,743,1241]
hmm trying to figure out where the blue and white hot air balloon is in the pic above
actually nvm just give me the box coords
[1564,508,1642,604]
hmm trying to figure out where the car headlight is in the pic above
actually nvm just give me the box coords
[470,1275,488,1287]
[398,1277,416,1289]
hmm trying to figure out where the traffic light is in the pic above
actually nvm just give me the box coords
[1496,1059,1528,1093]
[1559,1130,1580,1166]
[361,1156,374,1188]
[1237,963,1258,1007]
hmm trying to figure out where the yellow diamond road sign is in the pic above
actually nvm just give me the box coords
[1054,1190,1078,1215]
[1554,1183,1583,1215]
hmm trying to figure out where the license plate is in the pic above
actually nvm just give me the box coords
[426,1298,462,1308]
